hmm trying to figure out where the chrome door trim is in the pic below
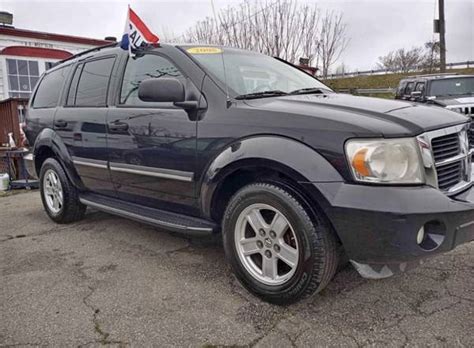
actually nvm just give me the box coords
[72,157,108,169]
[109,162,194,182]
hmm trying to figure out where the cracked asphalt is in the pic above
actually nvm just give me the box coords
[1,191,473,347]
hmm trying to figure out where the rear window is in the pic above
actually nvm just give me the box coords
[32,65,71,108]
[68,57,115,107]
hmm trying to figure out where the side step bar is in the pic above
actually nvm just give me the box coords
[79,194,217,236]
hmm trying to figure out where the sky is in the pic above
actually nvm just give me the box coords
[1,0,473,72]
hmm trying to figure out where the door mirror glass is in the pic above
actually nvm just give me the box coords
[138,78,185,103]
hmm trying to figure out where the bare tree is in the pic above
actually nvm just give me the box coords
[317,11,349,77]
[180,0,348,71]
[423,40,440,72]
[377,42,440,73]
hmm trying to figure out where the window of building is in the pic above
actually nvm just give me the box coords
[6,58,40,98]
[120,54,184,106]
[68,57,115,107]
[32,65,71,108]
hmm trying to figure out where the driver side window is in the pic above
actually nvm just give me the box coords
[120,54,184,106]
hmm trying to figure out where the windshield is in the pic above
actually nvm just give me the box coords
[428,77,474,97]
[183,46,331,97]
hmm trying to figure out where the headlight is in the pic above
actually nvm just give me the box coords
[345,138,424,184]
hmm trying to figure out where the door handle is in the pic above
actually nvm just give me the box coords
[108,122,129,132]
[54,120,68,128]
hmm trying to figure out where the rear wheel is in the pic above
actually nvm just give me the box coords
[40,158,86,223]
[223,182,339,304]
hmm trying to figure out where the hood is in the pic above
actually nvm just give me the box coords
[244,93,469,137]
[432,95,474,107]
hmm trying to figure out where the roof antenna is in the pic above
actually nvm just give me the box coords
[220,49,232,108]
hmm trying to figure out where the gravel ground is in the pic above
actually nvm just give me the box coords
[1,190,473,347]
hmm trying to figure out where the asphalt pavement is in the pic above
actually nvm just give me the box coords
[1,191,473,347]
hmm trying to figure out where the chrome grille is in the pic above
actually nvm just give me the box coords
[431,133,460,162]
[436,161,463,190]
[446,104,474,117]
[418,123,472,195]
[461,106,474,116]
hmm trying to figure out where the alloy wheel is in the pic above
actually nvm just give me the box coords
[234,203,299,286]
[43,169,63,214]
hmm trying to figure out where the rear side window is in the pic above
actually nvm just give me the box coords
[397,81,407,95]
[405,82,415,95]
[68,57,115,107]
[32,65,70,108]
[415,82,425,92]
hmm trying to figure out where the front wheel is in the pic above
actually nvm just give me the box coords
[222,182,339,304]
[40,158,86,223]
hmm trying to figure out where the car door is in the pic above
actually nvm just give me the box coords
[107,52,199,212]
[54,55,117,196]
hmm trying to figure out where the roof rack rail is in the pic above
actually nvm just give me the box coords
[413,72,460,78]
[59,41,118,64]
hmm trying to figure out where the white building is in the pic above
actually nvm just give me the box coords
[0,24,112,100]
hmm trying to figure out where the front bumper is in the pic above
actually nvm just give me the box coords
[306,182,474,278]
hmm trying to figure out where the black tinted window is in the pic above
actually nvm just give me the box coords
[74,57,115,107]
[66,64,82,106]
[32,65,70,108]
[120,55,184,106]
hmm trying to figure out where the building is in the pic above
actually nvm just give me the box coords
[0,14,113,100]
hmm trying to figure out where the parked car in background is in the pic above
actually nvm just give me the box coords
[395,74,474,117]
[25,44,474,304]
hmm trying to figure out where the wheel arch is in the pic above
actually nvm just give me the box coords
[200,135,343,223]
[33,128,83,189]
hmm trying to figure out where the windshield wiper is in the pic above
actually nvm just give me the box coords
[235,90,288,100]
[289,87,325,95]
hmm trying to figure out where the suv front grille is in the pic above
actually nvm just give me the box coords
[461,106,474,116]
[431,133,460,162]
[425,124,472,194]
[436,161,463,191]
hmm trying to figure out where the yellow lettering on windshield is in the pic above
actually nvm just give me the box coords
[186,47,223,54]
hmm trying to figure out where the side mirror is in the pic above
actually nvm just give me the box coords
[410,91,422,100]
[138,78,185,103]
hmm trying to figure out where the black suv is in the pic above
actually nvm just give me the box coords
[25,44,474,304]
[395,74,474,116]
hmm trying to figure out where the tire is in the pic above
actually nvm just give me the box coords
[222,182,339,305]
[39,158,86,223]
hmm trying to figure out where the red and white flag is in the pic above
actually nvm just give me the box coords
[120,6,159,54]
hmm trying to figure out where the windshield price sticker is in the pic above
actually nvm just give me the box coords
[187,47,223,54]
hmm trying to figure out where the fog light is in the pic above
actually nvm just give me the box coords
[416,226,425,245]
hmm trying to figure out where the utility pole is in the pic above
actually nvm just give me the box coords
[439,0,446,72]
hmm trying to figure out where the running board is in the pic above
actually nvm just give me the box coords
[79,194,216,236]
